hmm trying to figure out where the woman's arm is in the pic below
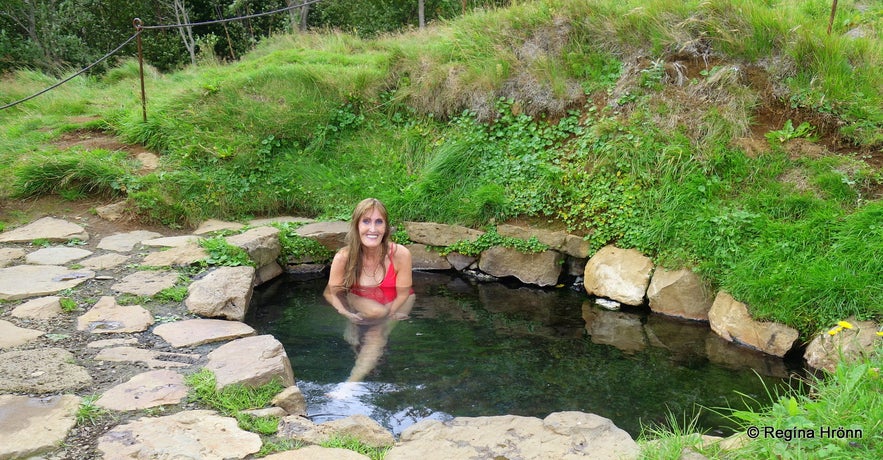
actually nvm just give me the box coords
[324,249,362,321]
[387,244,414,318]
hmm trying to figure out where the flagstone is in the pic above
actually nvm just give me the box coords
[111,270,179,296]
[11,296,63,320]
[0,265,94,301]
[77,296,154,334]
[79,252,131,269]
[96,369,188,411]
[0,394,80,460]
[0,247,25,267]
[153,318,255,348]
[0,319,45,348]
[142,235,202,247]
[25,246,93,265]
[0,348,92,393]
[97,230,164,251]
[94,346,199,369]
[0,216,89,243]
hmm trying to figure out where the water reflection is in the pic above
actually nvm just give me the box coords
[584,300,791,378]
[247,271,802,437]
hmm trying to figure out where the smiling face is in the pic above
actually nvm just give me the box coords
[358,207,387,250]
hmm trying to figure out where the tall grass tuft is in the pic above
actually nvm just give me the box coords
[12,149,134,199]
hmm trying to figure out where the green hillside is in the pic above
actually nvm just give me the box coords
[1,0,881,338]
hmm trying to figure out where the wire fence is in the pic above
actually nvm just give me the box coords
[0,0,324,112]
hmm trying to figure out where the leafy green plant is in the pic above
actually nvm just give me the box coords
[154,286,188,303]
[59,297,78,312]
[765,119,818,144]
[200,236,255,267]
[722,344,882,459]
[117,294,150,305]
[274,222,334,263]
[439,226,549,257]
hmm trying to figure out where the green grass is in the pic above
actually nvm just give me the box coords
[184,368,285,433]
[639,344,883,458]
[1,0,880,340]
[76,394,110,426]
[319,435,391,460]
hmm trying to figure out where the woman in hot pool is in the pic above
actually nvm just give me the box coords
[324,198,415,383]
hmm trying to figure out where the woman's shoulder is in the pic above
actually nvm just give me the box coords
[390,242,411,258]
[332,247,351,263]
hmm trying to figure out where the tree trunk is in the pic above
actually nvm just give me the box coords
[300,4,310,31]
[170,0,196,65]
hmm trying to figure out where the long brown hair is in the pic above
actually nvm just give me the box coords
[342,198,391,288]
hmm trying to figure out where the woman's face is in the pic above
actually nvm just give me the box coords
[358,207,386,249]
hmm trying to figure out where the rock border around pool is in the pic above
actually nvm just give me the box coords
[1,215,879,459]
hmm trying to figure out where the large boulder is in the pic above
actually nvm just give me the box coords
[403,222,485,247]
[708,292,799,358]
[205,335,295,390]
[225,226,281,267]
[479,247,563,286]
[296,221,349,251]
[804,318,880,373]
[647,268,714,321]
[185,266,255,321]
[583,245,654,306]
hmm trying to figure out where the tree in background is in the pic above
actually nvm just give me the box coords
[0,0,511,75]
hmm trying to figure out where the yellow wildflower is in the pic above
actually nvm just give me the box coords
[877,331,883,337]
[828,326,843,336]
[837,321,854,329]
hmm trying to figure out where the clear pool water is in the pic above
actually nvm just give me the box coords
[247,270,802,438]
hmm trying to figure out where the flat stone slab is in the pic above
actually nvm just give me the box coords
[0,216,89,243]
[142,235,202,247]
[11,296,63,320]
[79,252,131,269]
[25,246,93,265]
[96,369,188,411]
[97,410,262,459]
[94,346,199,369]
[249,216,314,227]
[0,348,93,393]
[387,412,640,460]
[77,296,154,334]
[0,319,45,348]
[0,247,26,267]
[97,230,164,251]
[111,270,179,296]
[264,446,371,460]
[153,318,256,348]
[0,265,95,301]
[193,219,245,235]
[141,245,208,267]
[0,394,81,460]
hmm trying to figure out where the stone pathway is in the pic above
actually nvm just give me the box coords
[0,215,641,459]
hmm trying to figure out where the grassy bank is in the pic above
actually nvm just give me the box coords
[639,343,882,458]
[1,1,881,339]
